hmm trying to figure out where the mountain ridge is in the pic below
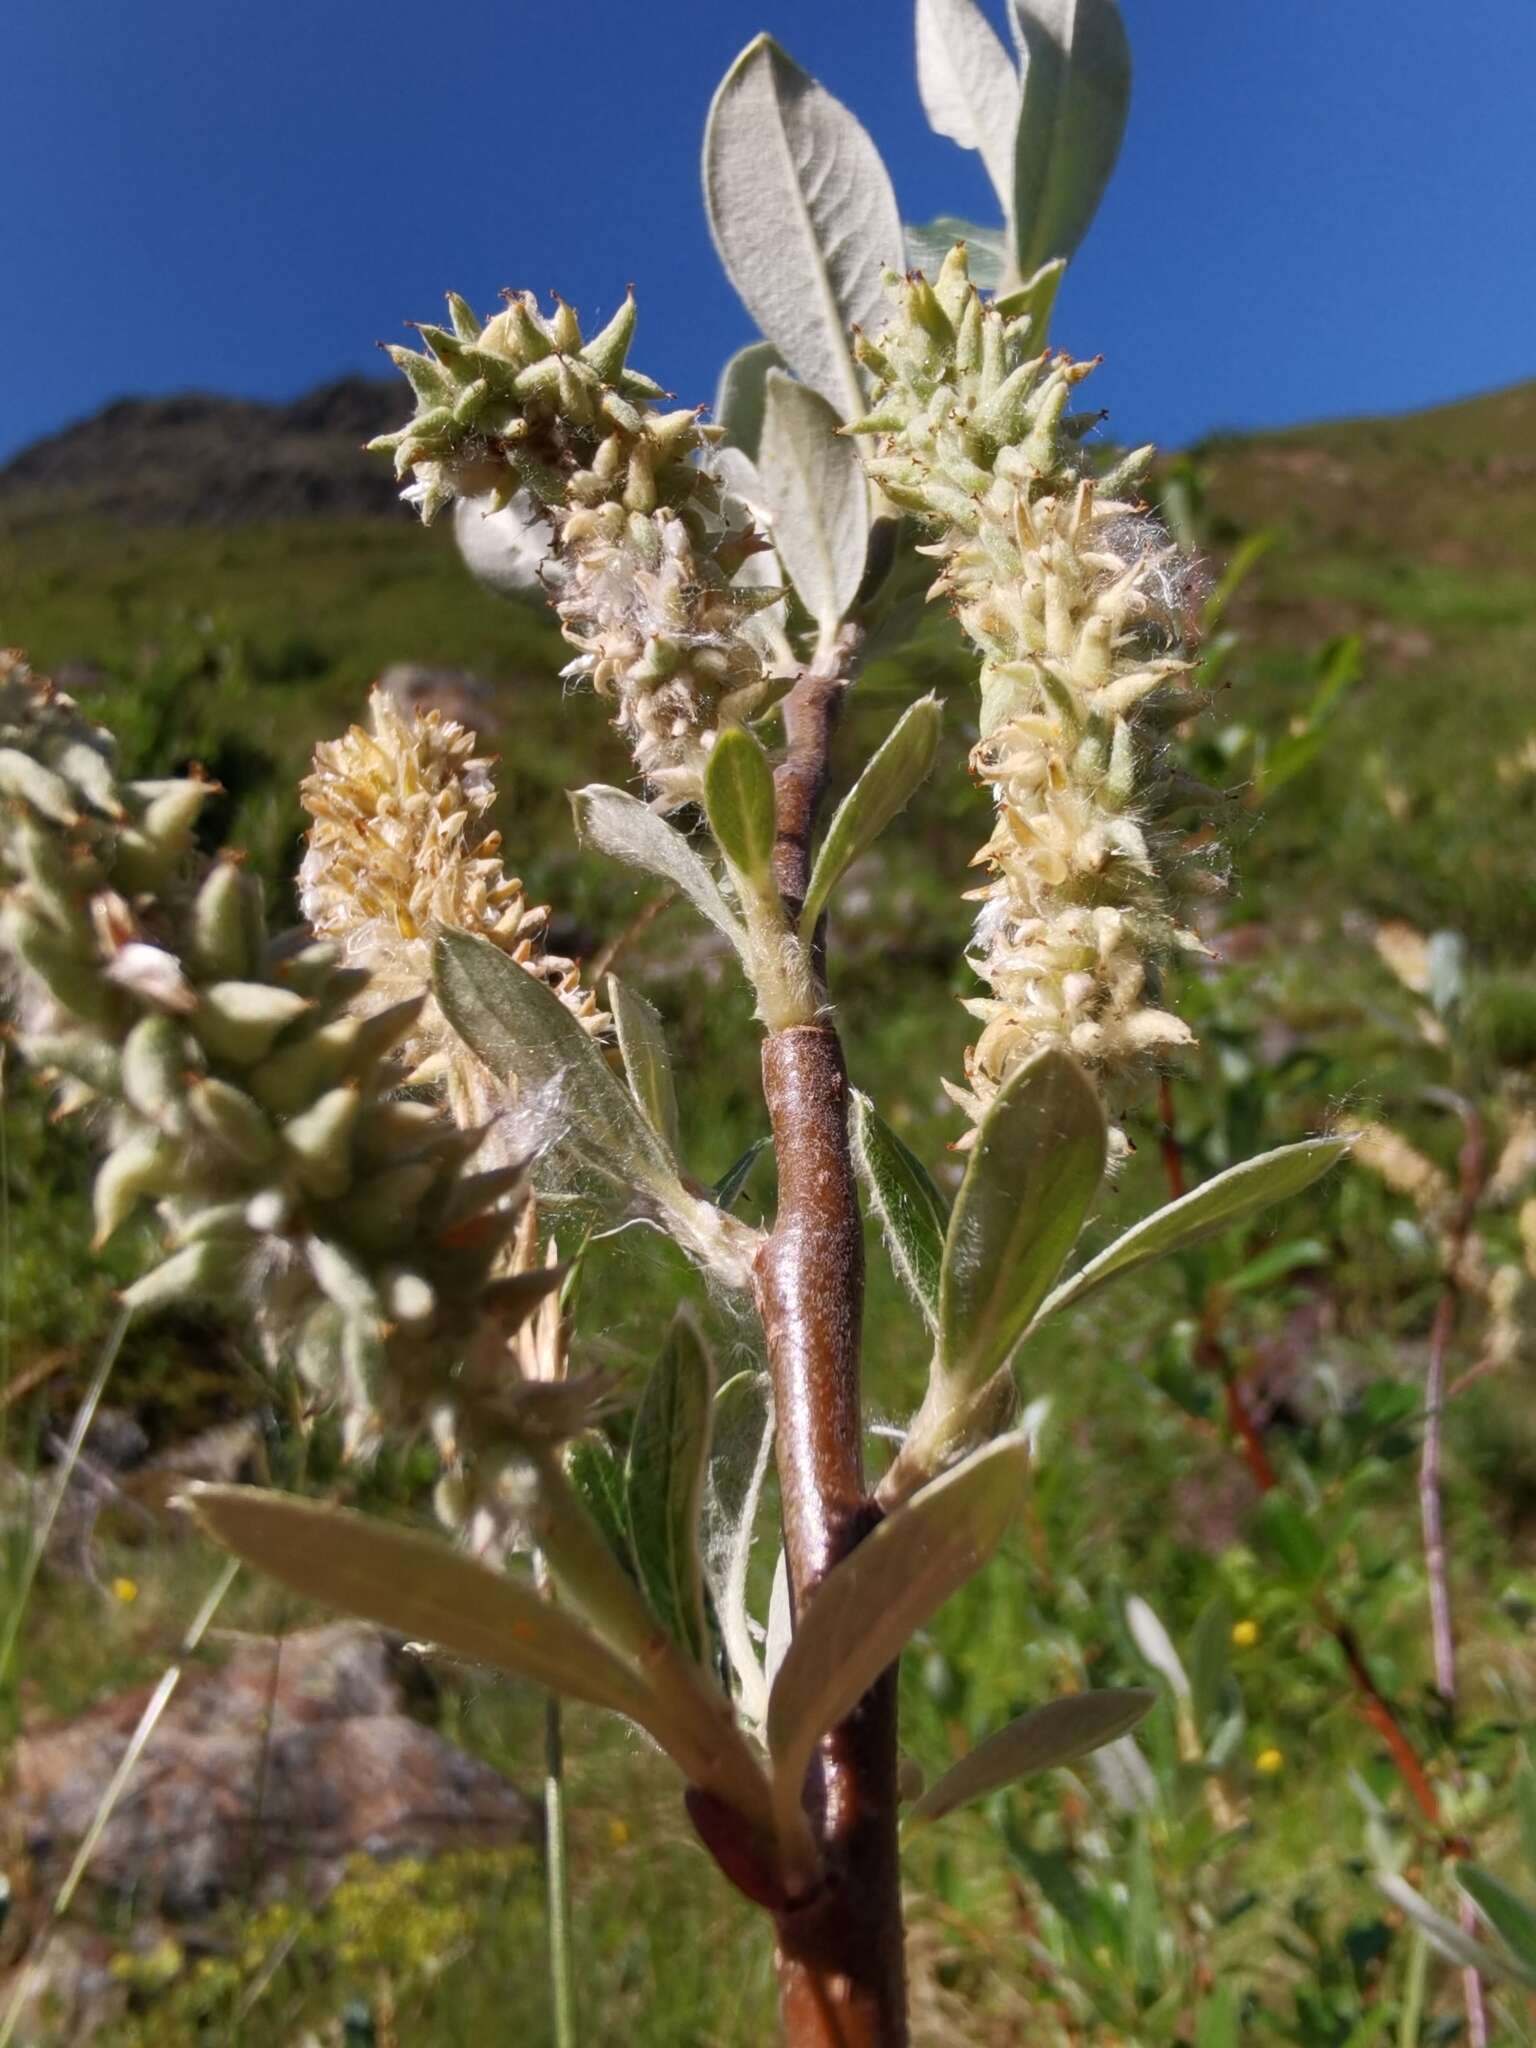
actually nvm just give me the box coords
[2,373,1531,538]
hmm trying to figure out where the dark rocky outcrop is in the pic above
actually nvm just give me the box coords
[0,377,407,529]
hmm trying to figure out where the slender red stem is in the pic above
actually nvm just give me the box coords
[1159,1076,1445,1831]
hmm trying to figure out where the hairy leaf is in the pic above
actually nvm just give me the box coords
[607,975,680,1156]
[757,371,870,641]
[850,1090,946,1328]
[801,695,941,938]
[1008,0,1131,277]
[714,339,785,460]
[916,0,1021,211]
[766,1433,1029,1847]
[183,1485,655,1722]
[625,1309,716,1664]
[570,785,746,955]
[703,725,779,895]
[908,1687,1155,1823]
[939,1049,1106,1394]
[1035,1137,1349,1329]
[704,35,902,420]
[566,1437,634,1582]
[433,930,674,1201]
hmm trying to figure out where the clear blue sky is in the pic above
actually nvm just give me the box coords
[2,0,1532,466]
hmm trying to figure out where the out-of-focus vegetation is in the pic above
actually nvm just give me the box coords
[4,375,1536,2043]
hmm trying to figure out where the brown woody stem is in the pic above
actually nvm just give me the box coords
[751,639,908,2046]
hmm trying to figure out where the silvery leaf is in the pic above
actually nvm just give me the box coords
[850,1090,947,1329]
[1125,1594,1191,1702]
[607,975,680,1155]
[705,35,903,421]
[569,785,746,957]
[714,340,785,460]
[1008,0,1131,277]
[184,1485,655,1723]
[1377,1873,1536,1990]
[625,1309,715,1665]
[757,370,871,642]
[915,0,1021,211]
[800,694,941,937]
[434,930,675,1200]
[766,1433,1028,1849]
[707,1370,774,1724]
[908,1687,1155,1823]
[1034,1136,1349,1330]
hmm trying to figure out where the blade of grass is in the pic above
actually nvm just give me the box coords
[0,1301,131,1700]
[0,1553,239,2048]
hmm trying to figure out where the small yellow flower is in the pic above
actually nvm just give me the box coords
[1231,1618,1259,1649]
[1255,1746,1284,1775]
[112,1576,139,1604]
[608,1818,631,1848]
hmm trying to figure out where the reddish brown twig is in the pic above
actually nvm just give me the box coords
[1157,1078,1445,1835]
[748,636,907,2046]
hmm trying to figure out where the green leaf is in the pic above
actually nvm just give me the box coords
[433,931,674,1204]
[569,784,746,956]
[712,1136,771,1210]
[1256,1494,1328,1586]
[905,218,1009,293]
[1458,1865,1536,1974]
[714,339,784,460]
[766,1433,1029,1849]
[1377,1874,1536,1990]
[1195,1984,1242,2048]
[938,1049,1106,1395]
[1222,1236,1329,1295]
[566,1437,634,1582]
[800,695,942,939]
[908,1687,1154,1824]
[625,1309,716,1664]
[1516,1763,1536,1881]
[182,1485,655,1724]
[850,1090,947,1329]
[607,974,680,1155]
[702,725,779,895]
[1187,1592,1232,1733]
[1007,0,1131,277]
[704,35,903,422]
[915,0,1021,213]
[1034,1137,1349,1329]
[757,371,870,641]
